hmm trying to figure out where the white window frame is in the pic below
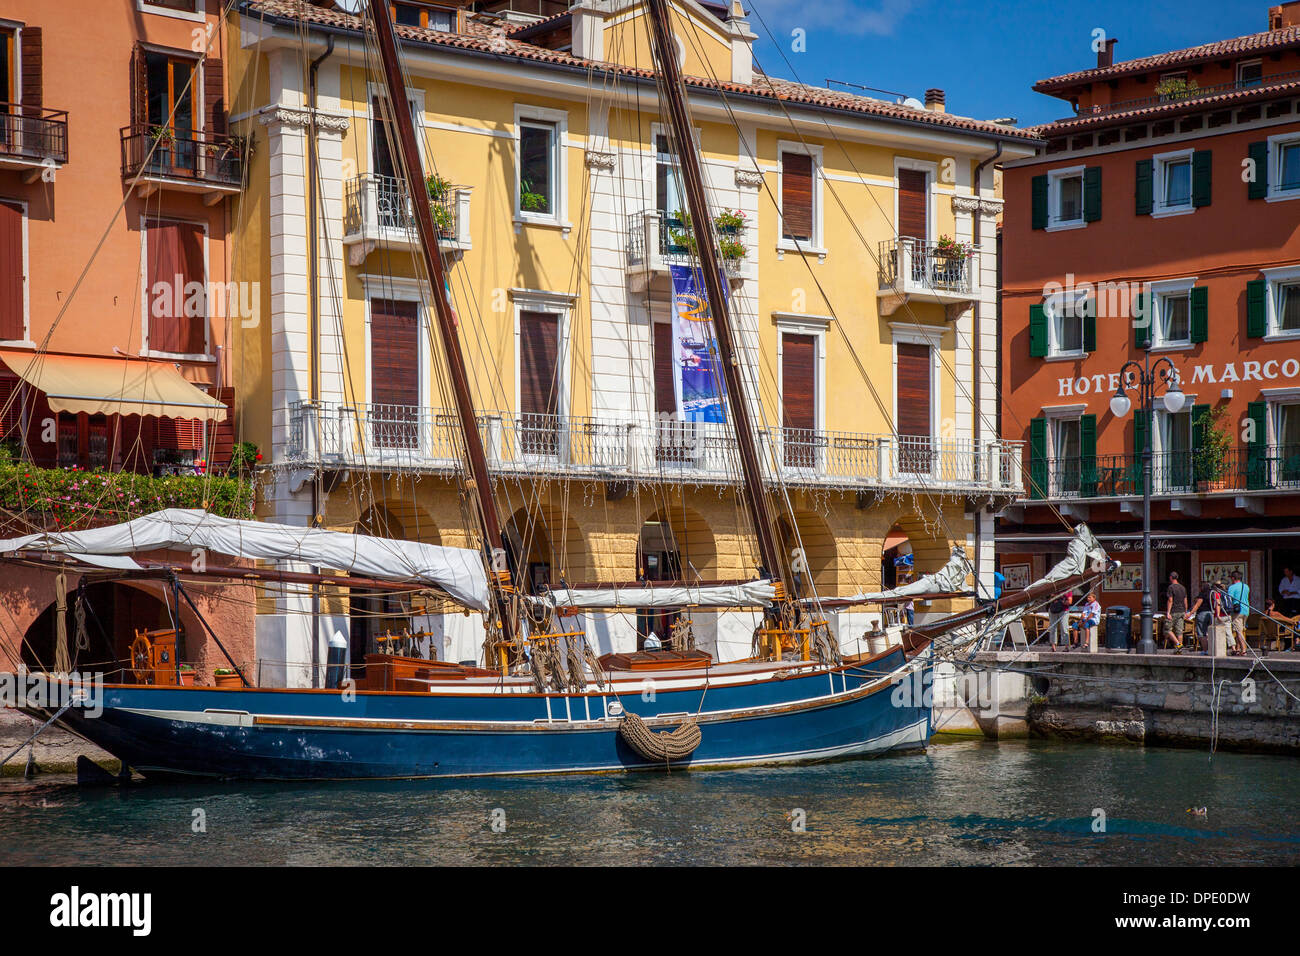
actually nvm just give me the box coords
[510,288,575,427]
[1236,59,1263,88]
[1147,276,1198,350]
[366,82,426,169]
[889,323,942,443]
[1263,394,1300,488]
[1046,164,1086,231]
[358,275,431,413]
[1043,287,1091,360]
[1262,263,1300,340]
[137,0,205,25]
[1151,148,1196,218]
[775,314,828,471]
[1267,131,1300,202]
[1153,402,1196,494]
[514,104,569,232]
[1042,404,1086,498]
[777,140,825,257]
[138,214,213,361]
[0,197,31,347]
[892,156,936,243]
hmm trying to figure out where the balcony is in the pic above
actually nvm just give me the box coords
[1072,69,1300,119]
[877,237,979,318]
[343,173,471,265]
[284,400,1024,498]
[120,125,244,203]
[0,105,69,180]
[626,210,748,291]
[1028,445,1300,513]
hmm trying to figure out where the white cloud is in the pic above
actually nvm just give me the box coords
[747,0,918,37]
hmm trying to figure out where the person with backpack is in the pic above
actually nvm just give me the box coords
[1227,570,1251,656]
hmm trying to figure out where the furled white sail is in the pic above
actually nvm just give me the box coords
[535,580,777,610]
[1033,523,1110,586]
[0,508,491,612]
[827,546,973,605]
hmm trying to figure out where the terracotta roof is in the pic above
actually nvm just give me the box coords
[240,0,1039,141]
[1030,76,1300,136]
[1034,26,1300,93]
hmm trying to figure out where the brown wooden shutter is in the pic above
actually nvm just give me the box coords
[145,220,206,355]
[19,26,40,114]
[370,298,419,407]
[519,310,559,417]
[204,57,225,136]
[130,44,149,129]
[781,152,813,241]
[211,386,235,469]
[156,417,202,451]
[0,370,21,438]
[781,333,815,430]
[0,201,23,341]
[897,168,928,241]
[653,321,676,415]
[896,342,931,436]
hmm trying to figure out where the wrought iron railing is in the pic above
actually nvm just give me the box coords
[343,173,463,243]
[1069,69,1300,119]
[120,125,244,188]
[0,103,68,164]
[627,210,745,277]
[284,400,1024,494]
[878,237,977,295]
[1030,445,1300,499]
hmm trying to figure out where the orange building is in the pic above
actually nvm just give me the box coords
[0,0,239,474]
[999,2,1300,616]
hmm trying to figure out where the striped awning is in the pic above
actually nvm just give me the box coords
[0,349,227,423]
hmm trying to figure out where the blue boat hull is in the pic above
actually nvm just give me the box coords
[37,652,931,780]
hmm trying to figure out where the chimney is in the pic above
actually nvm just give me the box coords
[1271,3,1300,29]
[1097,37,1118,68]
[924,88,945,113]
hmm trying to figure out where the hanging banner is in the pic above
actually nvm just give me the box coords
[669,263,728,424]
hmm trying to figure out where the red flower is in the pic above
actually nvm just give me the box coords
[255,453,262,461]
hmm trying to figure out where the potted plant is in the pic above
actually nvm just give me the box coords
[718,236,747,262]
[149,125,175,149]
[178,664,196,687]
[425,172,453,201]
[713,207,747,235]
[430,200,456,238]
[1193,404,1232,491]
[213,668,242,689]
[519,179,547,213]
[1155,76,1200,102]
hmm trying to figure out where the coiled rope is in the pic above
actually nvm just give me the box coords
[618,712,701,766]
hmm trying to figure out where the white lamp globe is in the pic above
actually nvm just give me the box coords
[1163,387,1186,413]
[1110,392,1132,417]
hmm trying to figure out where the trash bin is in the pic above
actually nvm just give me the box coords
[1105,606,1132,650]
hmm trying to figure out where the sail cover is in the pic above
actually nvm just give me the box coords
[1032,523,1109,586]
[534,580,776,610]
[0,509,490,612]
[825,546,973,605]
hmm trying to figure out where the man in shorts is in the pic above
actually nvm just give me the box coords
[1163,571,1188,650]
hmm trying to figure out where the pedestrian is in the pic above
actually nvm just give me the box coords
[1278,566,1300,617]
[1046,589,1073,651]
[1189,578,1215,651]
[1227,570,1251,656]
[1077,590,1101,650]
[1163,571,1188,651]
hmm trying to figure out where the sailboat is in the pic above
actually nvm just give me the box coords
[0,0,1112,781]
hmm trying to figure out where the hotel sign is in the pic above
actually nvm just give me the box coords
[1058,359,1300,398]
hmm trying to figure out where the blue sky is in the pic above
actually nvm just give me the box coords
[745,0,1275,127]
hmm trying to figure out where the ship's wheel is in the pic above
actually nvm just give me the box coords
[130,633,155,685]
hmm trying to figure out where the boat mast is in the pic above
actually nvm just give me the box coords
[643,0,789,593]
[365,1,516,643]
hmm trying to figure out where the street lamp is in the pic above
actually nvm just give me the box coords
[1110,354,1184,654]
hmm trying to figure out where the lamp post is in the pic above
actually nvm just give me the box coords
[1109,354,1184,655]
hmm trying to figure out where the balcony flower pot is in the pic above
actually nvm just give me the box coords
[213,669,242,689]
[179,666,196,687]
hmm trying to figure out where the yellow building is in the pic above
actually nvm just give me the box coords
[227,0,1037,686]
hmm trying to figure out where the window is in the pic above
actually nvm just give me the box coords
[369,297,420,450]
[518,310,561,456]
[1279,281,1300,334]
[150,0,200,10]
[1157,408,1194,492]
[1237,60,1263,88]
[1057,173,1083,222]
[1157,290,1191,346]
[518,119,556,218]
[391,2,455,31]
[1153,149,1195,215]
[1258,266,1300,337]
[1039,289,1091,358]
[895,340,933,474]
[781,331,819,469]
[1274,402,1300,487]
[143,218,207,356]
[1035,165,1100,229]
[1281,141,1300,192]
[0,27,13,106]
[1052,417,1082,496]
[782,151,814,242]
[0,200,24,342]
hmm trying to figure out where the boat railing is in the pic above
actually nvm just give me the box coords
[285,400,1025,493]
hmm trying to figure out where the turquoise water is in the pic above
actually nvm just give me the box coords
[1,739,1296,865]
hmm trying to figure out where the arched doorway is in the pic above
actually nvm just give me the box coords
[635,506,716,649]
[776,510,836,597]
[880,523,913,592]
[503,504,586,594]
[350,504,422,675]
[23,581,184,682]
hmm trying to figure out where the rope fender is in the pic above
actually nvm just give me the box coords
[618,712,702,765]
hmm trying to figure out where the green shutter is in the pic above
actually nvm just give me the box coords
[1133,291,1150,349]
[1083,166,1102,222]
[1192,150,1212,207]
[1246,278,1267,338]
[1247,141,1269,200]
[1135,159,1154,215]
[1190,285,1209,342]
[1029,417,1047,499]
[1031,174,1048,230]
[1246,400,1269,489]
[1080,413,1097,497]
[1191,403,1210,482]
[1029,303,1048,357]
[1084,310,1097,352]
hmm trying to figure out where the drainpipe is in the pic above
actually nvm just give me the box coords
[971,141,1002,601]
[307,34,335,687]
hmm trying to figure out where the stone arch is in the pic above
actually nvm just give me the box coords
[880,512,954,589]
[503,502,588,590]
[639,503,718,581]
[355,502,407,540]
[776,508,837,594]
